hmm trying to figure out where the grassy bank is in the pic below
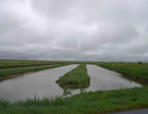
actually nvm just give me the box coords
[0,60,74,69]
[0,64,66,80]
[95,62,148,85]
[56,64,90,89]
[0,86,147,114]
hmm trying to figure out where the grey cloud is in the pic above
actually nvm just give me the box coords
[0,0,148,61]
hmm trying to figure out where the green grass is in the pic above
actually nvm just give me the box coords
[95,62,148,85]
[0,86,147,114]
[0,60,72,80]
[56,64,90,89]
[0,60,72,69]
[0,64,65,80]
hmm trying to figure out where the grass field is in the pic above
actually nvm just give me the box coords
[0,60,71,69]
[0,86,147,114]
[56,64,90,89]
[96,62,148,85]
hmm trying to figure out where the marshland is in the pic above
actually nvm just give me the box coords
[0,60,147,113]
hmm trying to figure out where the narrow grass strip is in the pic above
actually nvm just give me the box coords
[0,60,71,69]
[0,64,66,80]
[56,64,90,89]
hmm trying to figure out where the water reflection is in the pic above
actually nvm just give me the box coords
[63,89,72,96]
[57,82,90,97]
[86,65,141,91]
[62,88,86,97]
[0,64,79,101]
[58,64,141,97]
[0,64,141,101]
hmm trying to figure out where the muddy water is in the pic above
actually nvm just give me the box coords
[0,64,78,101]
[86,65,141,91]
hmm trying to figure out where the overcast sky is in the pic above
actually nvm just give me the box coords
[0,0,148,61]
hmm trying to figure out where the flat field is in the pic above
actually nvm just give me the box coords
[0,61,148,114]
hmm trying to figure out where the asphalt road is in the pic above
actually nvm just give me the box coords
[112,108,148,114]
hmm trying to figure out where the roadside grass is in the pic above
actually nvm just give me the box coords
[96,62,148,85]
[0,86,147,114]
[0,64,66,80]
[56,64,90,89]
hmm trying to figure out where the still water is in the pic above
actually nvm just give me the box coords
[0,64,141,101]
[86,65,141,91]
[61,65,141,96]
[0,65,78,101]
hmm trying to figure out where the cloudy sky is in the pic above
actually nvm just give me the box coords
[0,0,148,61]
